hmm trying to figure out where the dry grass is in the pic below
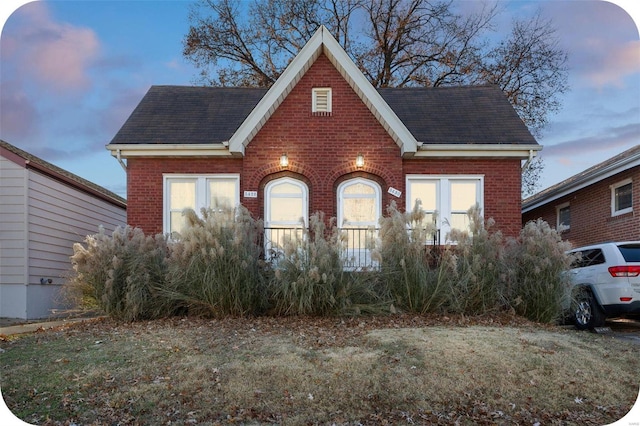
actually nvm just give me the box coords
[1,315,638,425]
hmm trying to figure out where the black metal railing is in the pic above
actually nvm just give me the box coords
[262,226,440,270]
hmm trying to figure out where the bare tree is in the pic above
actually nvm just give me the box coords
[478,10,569,136]
[522,156,545,198]
[184,0,568,191]
[184,0,360,86]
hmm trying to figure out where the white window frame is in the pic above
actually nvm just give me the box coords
[264,177,309,261]
[556,202,570,231]
[163,174,240,235]
[264,177,309,228]
[611,178,633,217]
[312,87,332,113]
[406,175,484,243]
[337,178,382,270]
[337,178,382,228]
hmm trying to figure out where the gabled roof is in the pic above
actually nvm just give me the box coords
[111,84,537,148]
[1,140,126,208]
[108,25,539,159]
[522,144,640,213]
[227,26,419,156]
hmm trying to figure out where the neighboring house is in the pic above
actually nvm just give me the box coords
[107,26,539,261]
[522,144,640,247]
[0,140,127,319]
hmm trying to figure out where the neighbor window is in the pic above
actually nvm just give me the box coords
[557,203,571,230]
[164,174,240,236]
[406,175,484,243]
[312,88,332,113]
[611,179,633,216]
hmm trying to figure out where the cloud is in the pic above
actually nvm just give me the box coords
[537,0,640,89]
[3,2,99,92]
[541,123,640,159]
[0,82,39,141]
[581,40,640,88]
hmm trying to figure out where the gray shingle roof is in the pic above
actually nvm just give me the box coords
[110,84,537,146]
[379,85,536,145]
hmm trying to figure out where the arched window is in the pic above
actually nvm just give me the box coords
[337,178,381,269]
[264,177,309,259]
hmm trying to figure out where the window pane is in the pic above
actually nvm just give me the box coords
[410,181,437,211]
[169,181,196,210]
[558,206,570,228]
[343,198,375,224]
[450,212,470,232]
[615,183,632,211]
[271,182,302,195]
[451,182,477,211]
[170,211,185,235]
[270,198,304,222]
[343,183,375,196]
[208,179,236,209]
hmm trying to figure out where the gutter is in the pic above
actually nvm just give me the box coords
[414,143,542,159]
[106,143,233,158]
[521,149,537,171]
[116,149,127,172]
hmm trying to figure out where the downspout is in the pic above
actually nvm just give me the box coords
[521,149,535,171]
[116,149,127,172]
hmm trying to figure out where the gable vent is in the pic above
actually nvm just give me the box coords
[312,88,332,115]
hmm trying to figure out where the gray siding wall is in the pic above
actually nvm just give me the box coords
[25,169,126,318]
[1,157,126,319]
[0,157,28,318]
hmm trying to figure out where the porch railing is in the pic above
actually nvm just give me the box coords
[262,226,440,270]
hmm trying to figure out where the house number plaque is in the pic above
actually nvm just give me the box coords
[244,191,258,198]
[387,187,402,198]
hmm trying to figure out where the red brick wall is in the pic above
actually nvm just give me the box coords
[522,167,640,248]
[126,157,243,235]
[242,54,404,220]
[126,53,524,238]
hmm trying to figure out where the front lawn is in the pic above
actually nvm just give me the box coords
[1,314,638,425]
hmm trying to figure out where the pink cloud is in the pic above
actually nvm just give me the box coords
[4,2,99,92]
[582,40,640,88]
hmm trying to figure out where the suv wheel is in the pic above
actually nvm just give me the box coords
[573,289,606,330]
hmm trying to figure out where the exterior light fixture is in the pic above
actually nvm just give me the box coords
[280,153,289,168]
[355,153,364,168]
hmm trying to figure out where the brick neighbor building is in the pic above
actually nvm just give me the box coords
[522,144,639,248]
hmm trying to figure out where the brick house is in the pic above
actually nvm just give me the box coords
[107,26,539,255]
[522,144,640,248]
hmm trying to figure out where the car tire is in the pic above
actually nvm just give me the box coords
[573,289,606,330]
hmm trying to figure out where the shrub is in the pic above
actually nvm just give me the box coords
[503,219,575,323]
[268,212,389,316]
[377,202,447,313]
[444,207,505,315]
[68,226,170,321]
[163,207,266,317]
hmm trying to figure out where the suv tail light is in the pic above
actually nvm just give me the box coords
[608,266,640,277]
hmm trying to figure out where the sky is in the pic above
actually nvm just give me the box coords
[0,0,639,200]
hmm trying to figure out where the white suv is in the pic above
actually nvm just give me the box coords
[567,242,640,329]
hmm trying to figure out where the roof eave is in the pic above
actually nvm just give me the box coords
[414,143,541,158]
[106,143,233,158]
